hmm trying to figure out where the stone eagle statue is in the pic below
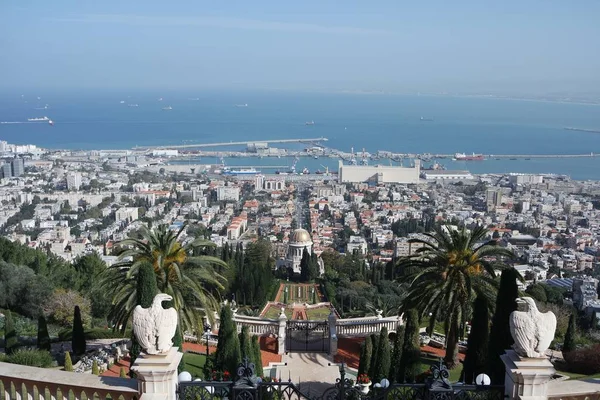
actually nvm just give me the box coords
[132,293,178,355]
[509,297,557,358]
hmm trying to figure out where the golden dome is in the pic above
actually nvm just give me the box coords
[290,228,312,243]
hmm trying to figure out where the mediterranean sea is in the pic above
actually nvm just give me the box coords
[1,90,600,180]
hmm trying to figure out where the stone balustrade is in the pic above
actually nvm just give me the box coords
[0,361,139,400]
[336,316,401,337]
[233,315,279,336]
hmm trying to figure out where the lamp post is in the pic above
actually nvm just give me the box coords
[204,322,211,357]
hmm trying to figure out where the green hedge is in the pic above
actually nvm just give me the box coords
[3,349,53,368]
[58,328,131,341]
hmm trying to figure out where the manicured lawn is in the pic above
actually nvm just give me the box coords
[263,306,293,320]
[306,307,333,320]
[183,352,208,379]
[554,368,600,380]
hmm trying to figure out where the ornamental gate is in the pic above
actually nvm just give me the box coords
[285,320,330,353]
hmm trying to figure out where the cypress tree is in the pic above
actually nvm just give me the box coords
[251,335,263,377]
[173,324,184,373]
[462,296,490,384]
[373,327,391,382]
[130,262,158,370]
[368,333,380,378]
[358,336,373,376]
[72,305,86,356]
[37,316,51,351]
[4,310,17,355]
[389,326,405,382]
[92,360,99,375]
[399,309,421,382]
[300,248,310,282]
[488,268,519,384]
[239,325,252,361]
[563,313,577,354]
[214,305,241,375]
[64,351,73,372]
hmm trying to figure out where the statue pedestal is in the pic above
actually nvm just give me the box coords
[501,349,555,400]
[131,347,183,400]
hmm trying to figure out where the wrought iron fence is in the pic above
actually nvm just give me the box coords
[178,358,505,400]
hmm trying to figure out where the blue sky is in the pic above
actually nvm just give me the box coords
[1,1,599,93]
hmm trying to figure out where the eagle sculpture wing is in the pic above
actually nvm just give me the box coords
[155,307,178,353]
[535,311,557,355]
[132,305,157,354]
[510,310,534,357]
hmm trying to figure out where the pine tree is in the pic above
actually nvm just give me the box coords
[488,268,519,384]
[64,351,73,372]
[389,326,405,382]
[358,336,373,376]
[130,262,159,369]
[373,327,391,382]
[399,309,421,382]
[4,310,17,355]
[239,325,253,361]
[251,335,263,377]
[119,367,127,378]
[563,313,577,353]
[72,305,87,356]
[462,296,490,384]
[214,305,241,375]
[37,316,51,351]
[92,360,99,375]
[368,333,379,378]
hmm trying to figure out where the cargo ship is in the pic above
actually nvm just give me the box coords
[454,152,484,161]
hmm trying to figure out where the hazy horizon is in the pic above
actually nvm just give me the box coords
[2,1,599,95]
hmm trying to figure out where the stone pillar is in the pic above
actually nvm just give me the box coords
[328,310,338,356]
[131,347,183,400]
[278,308,287,355]
[501,349,555,400]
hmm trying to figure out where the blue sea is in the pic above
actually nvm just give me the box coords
[1,90,600,180]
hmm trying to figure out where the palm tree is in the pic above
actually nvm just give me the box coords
[101,224,227,335]
[398,225,514,368]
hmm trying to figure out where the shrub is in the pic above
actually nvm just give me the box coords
[120,367,127,378]
[6,349,53,368]
[92,360,99,375]
[58,327,131,341]
[64,351,73,371]
[564,344,600,374]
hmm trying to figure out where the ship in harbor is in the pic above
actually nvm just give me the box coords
[28,116,50,122]
[222,167,260,175]
[454,152,485,161]
[305,120,315,125]
[162,106,173,110]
